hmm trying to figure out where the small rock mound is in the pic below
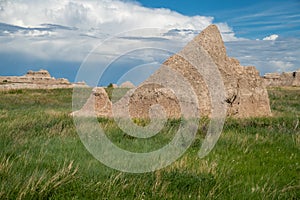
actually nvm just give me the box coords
[72,87,112,117]
[119,81,135,88]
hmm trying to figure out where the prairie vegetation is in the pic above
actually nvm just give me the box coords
[0,88,299,199]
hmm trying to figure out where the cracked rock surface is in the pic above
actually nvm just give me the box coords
[76,25,272,118]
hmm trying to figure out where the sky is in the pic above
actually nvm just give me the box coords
[0,0,299,86]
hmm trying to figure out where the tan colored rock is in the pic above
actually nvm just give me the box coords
[263,69,300,87]
[113,85,182,119]
[292,70,300,86]
[119,81,135,88]
[72,87,112,117]
[264,73,281,79]
[73,81,88,87]
[191,25,271,117]
[112,84,118,88]
[25,69,51,78]
[0,69,88,90]
[77,24,272,118]
[123,24,271,118]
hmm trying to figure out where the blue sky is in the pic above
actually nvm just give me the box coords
[0,0,299,86]
[136,0,300,39]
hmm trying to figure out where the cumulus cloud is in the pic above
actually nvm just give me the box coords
[0,1,207,32]
[0,0,241,65]
[0,0,244,64]
[263,34,279,41]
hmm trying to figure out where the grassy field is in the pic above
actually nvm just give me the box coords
[0,87,299,199]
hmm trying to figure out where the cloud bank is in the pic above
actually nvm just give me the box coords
[0,0,235,37]
[0,0,239,62]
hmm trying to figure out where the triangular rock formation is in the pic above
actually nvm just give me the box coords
[124,24,271,118]
[191,25,271,117]
[75,24,272,118]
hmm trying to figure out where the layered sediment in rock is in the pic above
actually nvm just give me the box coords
[123,25,271,118]
[75,25,272,118]
[263,69,300,87]
[0,69,87,90]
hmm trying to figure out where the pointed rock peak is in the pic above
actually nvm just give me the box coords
[193,24,222,44]
[190,24,227,59]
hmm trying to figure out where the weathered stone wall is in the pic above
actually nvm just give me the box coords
[263,70,300,87]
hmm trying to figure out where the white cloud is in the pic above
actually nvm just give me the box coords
[0,0,208,32]
[13,30,55,37]
[225,37,300,75]
[263,34,279,41]
[0,0,237,40]
[0,0,241,65]
[268,60,294,72]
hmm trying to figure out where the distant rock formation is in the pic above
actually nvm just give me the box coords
[112,84,118,88]
[263,69,300,87]
[119,81,135,88]
[0,69,87,90]
[75,25,272,118]
[26,70,51,78]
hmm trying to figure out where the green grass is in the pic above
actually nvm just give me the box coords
[0,88,299,199]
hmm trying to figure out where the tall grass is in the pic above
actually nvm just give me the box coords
[0,88,299,199]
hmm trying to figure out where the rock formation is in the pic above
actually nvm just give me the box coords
[293,70,300,86]
[124,24,271,118]
[0,69,87,90]
[119,81,135,88]
[26,70,51,78]
[190,25,271,117]
[72,87,112,117]
[263,69,300,87]
[113,85,183,118]
[112,84,118,88]
[75,24,272,118]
